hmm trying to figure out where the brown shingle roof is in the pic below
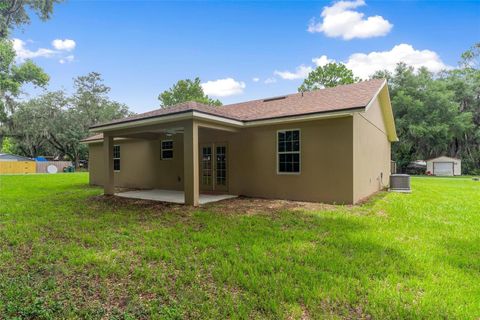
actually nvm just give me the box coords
[82,133,104,142]
[90,79,385,129]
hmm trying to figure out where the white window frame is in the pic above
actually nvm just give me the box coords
[113,145,121,172]
[161,140,174,160]
[276,129,301,175]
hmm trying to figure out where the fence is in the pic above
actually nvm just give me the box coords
[0,161,36,174]
[391,160,397,174]
[36,161,73,173]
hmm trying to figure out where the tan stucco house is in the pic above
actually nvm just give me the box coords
[83,79,398,206]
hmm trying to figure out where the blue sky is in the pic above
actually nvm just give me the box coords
[12,0,480,113]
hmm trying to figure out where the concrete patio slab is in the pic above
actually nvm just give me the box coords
[115,189,237,205]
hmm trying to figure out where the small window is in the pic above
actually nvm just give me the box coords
[113,145,120,171]
[161,140,173,160]
[277,129,300,174]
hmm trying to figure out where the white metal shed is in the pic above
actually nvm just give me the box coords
[426,156,461,176]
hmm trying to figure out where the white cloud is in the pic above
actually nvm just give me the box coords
[12,38,77,64]
[201,78,246,97]
[252,77,260,82]
[59,55,75,64]
[52,39,76,51]
[264,77,277,84]
[274,65,312,80]
[12,38,56,60]
[345,44,449,79]
[271,44,448,82]
[308,0,392,40]
[312,55,334,67]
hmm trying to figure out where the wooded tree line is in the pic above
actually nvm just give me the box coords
[299,44,480,174]
[0,1,131,166]
[373,44,479,174]
[2,42,479,173]
[1,2,478,173]
[0,38,130,165]
[7,72,130,164]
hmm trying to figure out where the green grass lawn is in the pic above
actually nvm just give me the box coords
[0,173,479,319]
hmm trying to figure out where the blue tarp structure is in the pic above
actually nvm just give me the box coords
[35,157,48,162]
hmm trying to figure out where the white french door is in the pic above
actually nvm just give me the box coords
[200,143,228,192]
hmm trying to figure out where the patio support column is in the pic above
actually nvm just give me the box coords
[103,133,114,195]
[183,120,199,206]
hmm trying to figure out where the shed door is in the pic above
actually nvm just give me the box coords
[433,162,454,176]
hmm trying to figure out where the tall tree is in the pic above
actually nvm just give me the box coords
[372,62,475,172]
[57,73,130,165]
[459,42,480,69]
[298,63,359,92]
[10,92,60,157]
[0,0,63,38]
[158,77,222,107]
[0,136,14,153]
[72,72,130,125]
[10,73,131,165]
[0,38,48,148]
[43,92,86,164]
[439,43,480,173]
[0,38,48,121]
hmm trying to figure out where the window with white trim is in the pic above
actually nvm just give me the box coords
[277,129,300,173]
[161,140,173,160]
[113,145,121,171]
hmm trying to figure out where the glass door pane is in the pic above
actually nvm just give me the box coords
[201,146,212,187]
[215,145,227,188]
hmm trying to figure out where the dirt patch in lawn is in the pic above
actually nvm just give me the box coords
[205,197,346,215]
[88,194,350,217]
[88,195,185,212]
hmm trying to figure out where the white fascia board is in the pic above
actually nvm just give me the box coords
[81,137,130,145]
[90,111,243,133]
[90,112,194,132]
[90,109,359,133]
[365,79,387,112]
[191,111,243,127]
[244,111,355,127]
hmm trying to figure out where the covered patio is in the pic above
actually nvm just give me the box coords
[115,189,237,205]
[93,113,242,206]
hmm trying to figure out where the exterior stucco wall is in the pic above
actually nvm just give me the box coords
[88,144,103,186]
[89,139,158,189]
[229,118,354,204]
[88,117,355,204]
[157,134,185,190]
[353,97,391,203]
[196,118,354,203]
